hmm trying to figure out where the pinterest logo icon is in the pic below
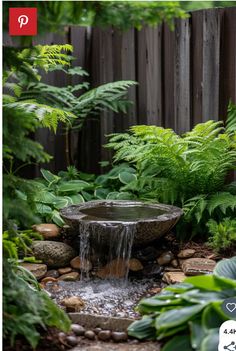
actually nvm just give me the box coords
[9,8,37,36]
[18,15,29,28]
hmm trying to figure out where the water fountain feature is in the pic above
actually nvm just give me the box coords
[60,200,183,281]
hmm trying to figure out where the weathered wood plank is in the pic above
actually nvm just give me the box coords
[98,28,114,164]
[146,26,163,125]
[174,18,191,134]
[202,9,221,121]
[163,23,175,129]
[191,10,203,126]
[112,28,137,131]
[219,8,236,121]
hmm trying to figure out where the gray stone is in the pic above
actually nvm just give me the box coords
[157,251,174,266]
[69,313,133,332]
[98,330,111,341]
[20,263,47,280]
[111,331,128,342]
[66,335,78,347]
[182,258,216,276]
[58,271,79,281]
[162,271,187,284]
[46,269,60,278]
[32,240,76,268]
[84,330,96,340]
[177,249,196,258]
[71,324,85,336]
[61,296,85,312]
[60,200,183,247]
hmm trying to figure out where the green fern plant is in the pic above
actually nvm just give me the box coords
[207,218,236,252]
[105,113,236,238]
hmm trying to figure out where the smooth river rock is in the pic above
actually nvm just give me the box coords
[32,223,60,240]
[58,272,79,281]
[20,263,47,280]
[61,296,85,312]
[177,249,196,258]
[70,256,92,271]
[32,240,76,268]
[157,251,174,266]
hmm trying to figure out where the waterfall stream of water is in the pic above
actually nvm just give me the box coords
[79,221,137,283]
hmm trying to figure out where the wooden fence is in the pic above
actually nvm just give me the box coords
[4,7,236,175]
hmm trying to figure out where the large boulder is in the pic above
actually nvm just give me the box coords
[32,241,76,268]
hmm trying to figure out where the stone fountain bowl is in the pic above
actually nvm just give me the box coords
[60,200,183,246]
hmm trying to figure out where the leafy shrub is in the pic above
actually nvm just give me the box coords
[207,218,236,252]
[3,259,71,348]
[3,44,136,228]
[128,257,236,351]
[3,228,71,348]
[105,115,236,237]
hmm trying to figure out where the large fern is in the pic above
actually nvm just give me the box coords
[105,115,236,238]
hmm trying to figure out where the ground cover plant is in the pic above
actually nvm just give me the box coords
[128,257,236,351]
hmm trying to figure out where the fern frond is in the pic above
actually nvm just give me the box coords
[4,100,76,132]
[207,192,236,215]
[226,101,236,133]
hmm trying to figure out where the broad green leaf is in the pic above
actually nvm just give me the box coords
[155,304,206,330]
[58,180,90,193]
[181,289,223,304]
[94,188,110,199]
[166,283,194,293]
[69,194,85,204]
[119,171,137,184]
[40,169,60,185]
[52,196,73,209]
[200,329,219,351]
[50,210,64,227]
[127,316,156,340]
[116,192,135,200]
[15,190,27,201]
[202,304,226,330]
[34,191,57,204]
[184,275,236,291]
[106,192,120,199]
[162,335,192,351]
[214,257,236,280]
[35,203,52,214]
[157,324,187,340]
[189,318,206,349]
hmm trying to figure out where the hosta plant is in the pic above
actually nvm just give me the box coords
[128,257,236,351]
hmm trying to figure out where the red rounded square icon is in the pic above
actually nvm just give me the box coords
[9,8,37,36]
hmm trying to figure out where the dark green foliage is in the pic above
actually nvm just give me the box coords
[3,259,71,348]
[207,218,236,252]
[3,223,43,260]
[128,257,236,350]
[3,225,71,348]
[3,44,135,228]
[105,117,236,238]
[3,1,187,39]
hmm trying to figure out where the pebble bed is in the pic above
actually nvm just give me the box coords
[45,278,162,318]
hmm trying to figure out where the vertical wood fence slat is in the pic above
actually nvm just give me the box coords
[98,28,114,164]
[163,24,175,128]
[191,11,203,127]
[174,18,191,134]
[219,8,236,120]
[112,28,137,131]
[202,9,221,121]
[146,26,163,125]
